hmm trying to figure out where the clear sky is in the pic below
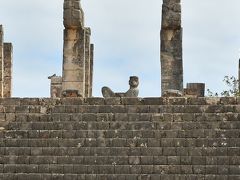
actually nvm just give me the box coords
[0,0,239,97]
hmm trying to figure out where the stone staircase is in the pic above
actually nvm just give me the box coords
[0,97,240,180]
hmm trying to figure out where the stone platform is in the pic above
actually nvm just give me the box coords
[0,97,240,180]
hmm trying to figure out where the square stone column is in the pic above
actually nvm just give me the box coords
[3,43,13,97]
[0,25,4,97]
[89,44,94,97]
[160,0,183,95]
[84,27,91,97]
[62,0,86,97]
[62,28,86,97]
[48,75,62,98]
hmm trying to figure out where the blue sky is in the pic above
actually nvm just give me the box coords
[0,0,239,97]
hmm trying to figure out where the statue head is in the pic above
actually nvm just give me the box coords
[129,76,139,88]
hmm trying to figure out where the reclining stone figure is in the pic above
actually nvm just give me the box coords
[102,76,139,98]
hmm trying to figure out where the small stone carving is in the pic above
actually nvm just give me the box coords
[102,76,139,98]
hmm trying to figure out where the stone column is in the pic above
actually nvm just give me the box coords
[160,0,183,95]
[184,83,205,97]
[89,44,94,97]
[0,25,4,97]
[239,59,240,93]
[48,75,62,98]
[62,0,86,97]
[84,27,91,97]
[3,43,13,97]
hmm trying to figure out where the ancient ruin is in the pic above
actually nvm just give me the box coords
[49,0,94,98]
[184,83,205,97]
[160,0,205,97]
[0,25,13,98]
[102,76,139,98]
[160,0,183,95]
[48,74,62,98]
[0,0,240,180]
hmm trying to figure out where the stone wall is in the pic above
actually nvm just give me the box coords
[0,97,240,179]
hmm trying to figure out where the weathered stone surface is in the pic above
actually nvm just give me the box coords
[89,44,94,97]
[102,76,139,98]
[48,74,62,98]
[63,0,84,29]
[0,26,13,98]
[184,83,205,97]
[3,43,13,98]
[0,25,4,98]
[161,0,183,95]
[162,89,183,97]
[102,87,116,98]
[62,0,94,98]
[0,97,240,179]
[62,25,85,97]
[84,27,91,97]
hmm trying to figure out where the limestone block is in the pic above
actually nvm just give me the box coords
[63,0,84,29]
[48,75,62,98]
[184,83,205,97]
[162,0,181,28]
[161,29,182,55]
[62,81,85,96]
[62,28,85,97]
[162,89,183,97]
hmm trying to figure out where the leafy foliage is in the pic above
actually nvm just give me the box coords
[207,76,240,97]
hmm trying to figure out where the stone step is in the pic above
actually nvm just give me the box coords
[1,164,240,175]
[4,121,240,132]
[0,97,238,106]
[2,129,240,139]
[0,156,239,165]
[5,122,157,131]
[0,137,240,148]
[1,147,239,156]
[0,97,239,178]
[3,112,240,124]
[3,104,240,114]
[1,173,240,180]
